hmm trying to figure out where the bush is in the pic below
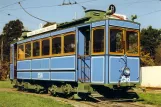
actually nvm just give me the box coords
[0,61,9,80]
[140,51,155,67]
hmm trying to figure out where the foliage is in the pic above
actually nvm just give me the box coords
[141,26,161,58]
[140,26,161,66]
[154,43,161,65]
[0,19,24,61]
[0,20,24,80]
[140,50,155,67]
[2,19,24,41]
[0,92,72,107]
[0,61,10,80]
[43,22,56,28]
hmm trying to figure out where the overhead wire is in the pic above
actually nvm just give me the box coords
[70,0,87,10]
[138,9,161,18]
[0,0,160,11]
[123,0,161,19]
[0,0,160,25]
[18,2,52,23]
[16,0,100,22]
[125,0,159,7]
[0,0,158,13]
[0,0,27,10]
[0,11,40,26]
[0,0,100,12]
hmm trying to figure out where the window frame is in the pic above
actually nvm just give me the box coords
[32,39,41,58]
[17,44,25,60]
[51,35,62,56]
[91,26,105,55]
[41,37,51,57]
[109,26,125,55]
[63,32,76,55]
[125,29,140,56]
[24,42,32,59]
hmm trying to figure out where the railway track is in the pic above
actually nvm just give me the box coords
[81,94,146,107]
[0,88,154,107]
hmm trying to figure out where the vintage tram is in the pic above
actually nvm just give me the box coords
[10,7,140,98]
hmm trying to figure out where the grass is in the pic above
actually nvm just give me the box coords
[0,80,72,107]
[0,80,13,88]
[138,92,161,106]
[0,92,73,107]
[1,80,161,106]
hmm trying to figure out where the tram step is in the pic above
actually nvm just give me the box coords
[90,93,104,98]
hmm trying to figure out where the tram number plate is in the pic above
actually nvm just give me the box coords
[121,76,130,83]
[38,73,43,79]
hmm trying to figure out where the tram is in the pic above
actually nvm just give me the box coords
[10,5,140,98]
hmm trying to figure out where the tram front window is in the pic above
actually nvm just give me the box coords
[126,30,139,54]
[110,29,124,53]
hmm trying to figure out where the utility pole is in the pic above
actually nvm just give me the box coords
[74,12,77,20]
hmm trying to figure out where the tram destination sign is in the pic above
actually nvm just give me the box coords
[27,24,57,37]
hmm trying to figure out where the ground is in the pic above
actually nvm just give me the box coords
[0,80,161,107]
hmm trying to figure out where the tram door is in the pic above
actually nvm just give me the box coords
[14,44,17,79]
[78,26,91,83]
[10,44,17,80]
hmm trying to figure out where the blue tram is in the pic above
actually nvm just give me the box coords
[10,9,140,96]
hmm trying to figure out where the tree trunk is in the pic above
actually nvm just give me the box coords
[0,39,3,70]
[1,39,3,61]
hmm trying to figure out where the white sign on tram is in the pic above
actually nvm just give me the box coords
[27,24,57,37]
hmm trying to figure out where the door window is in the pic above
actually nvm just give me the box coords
[92,27,105,55]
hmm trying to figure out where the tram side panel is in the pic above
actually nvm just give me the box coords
[16,27,77,82]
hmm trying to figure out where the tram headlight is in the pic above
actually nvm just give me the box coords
[123,67,130,76]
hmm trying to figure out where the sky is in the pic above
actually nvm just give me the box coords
[0,0,161,33]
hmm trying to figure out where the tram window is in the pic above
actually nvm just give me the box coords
[25,43,31,58]
[33,41,40,57]
[42,39,50,56]
[64,33,75,54]
[126,31,138,54]
[52,37,61,55]
[17,44,24,60]
[110,29,123,53]
[92,28,105,53]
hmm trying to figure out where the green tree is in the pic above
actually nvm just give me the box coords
[154,43,161,65]
[140,50,155,66]
[0,19,24,61]
[0,19,24,80]
[141,26,161,58]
